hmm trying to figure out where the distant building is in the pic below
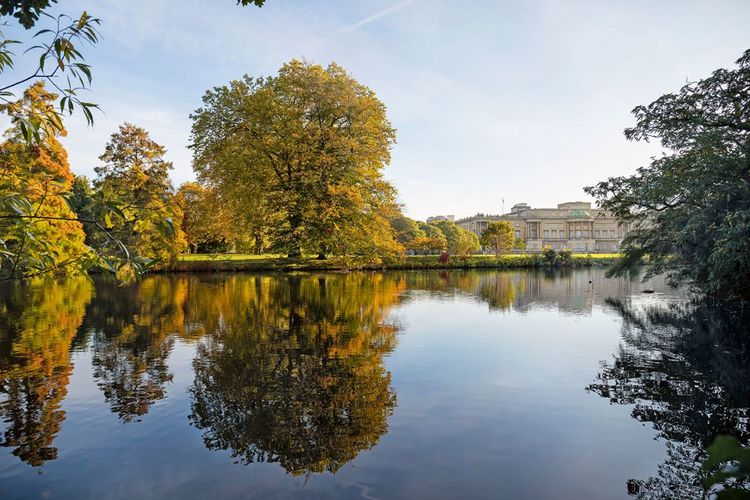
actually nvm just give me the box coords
[426,215,454,223]
[455,201,627,253]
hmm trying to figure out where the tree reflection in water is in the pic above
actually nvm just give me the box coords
[0,279,93,465]
[588,299,750,499]
[188,273,404,475]
[84,278,189,422]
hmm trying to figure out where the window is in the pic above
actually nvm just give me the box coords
[514,230,520,239]
[610,230,615,237]
[583,230,589,238]
[543,230,549,238]
[594,230,600,237]
[576,230,581,238]
[551,229,557,238]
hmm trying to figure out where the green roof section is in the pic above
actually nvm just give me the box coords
[569,209,591,218]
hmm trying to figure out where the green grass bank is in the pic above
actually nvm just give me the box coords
[170,253,621,272]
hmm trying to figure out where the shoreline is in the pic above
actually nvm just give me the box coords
[167,254,621,273]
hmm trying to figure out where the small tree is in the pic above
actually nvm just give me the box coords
[455,227,481,256]
[480,221,515,256]
[417,222,447,253]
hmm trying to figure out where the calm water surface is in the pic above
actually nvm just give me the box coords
[0,269,748,499]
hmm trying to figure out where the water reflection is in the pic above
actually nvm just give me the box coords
[0,270,659,472]
[83,278,188,422]
[402,269,649,314]
[588,299,750,498]
[188,274,403,475]
[1,269,743,499]
[0,279,92,465]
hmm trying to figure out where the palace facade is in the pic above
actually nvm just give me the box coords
[455,201,627,253]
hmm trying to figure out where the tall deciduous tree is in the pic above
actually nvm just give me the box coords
[95,123,186,270]
[586,49,750,301]
[0,83,90,279]
[480,221,515,256]
[190,60,400,259]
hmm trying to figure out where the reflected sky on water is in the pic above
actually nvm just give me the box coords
[0,269,745,499]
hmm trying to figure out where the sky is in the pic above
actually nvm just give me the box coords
[14,0,750,220]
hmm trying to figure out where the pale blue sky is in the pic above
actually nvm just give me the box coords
[35,1,750,219]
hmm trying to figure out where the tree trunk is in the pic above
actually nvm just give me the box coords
[287,213,303,258]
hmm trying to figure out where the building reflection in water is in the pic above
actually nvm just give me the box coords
[401,268,660,315]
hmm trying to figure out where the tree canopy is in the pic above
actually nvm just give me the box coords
[177,182,242,253]
[0,83,91,279]
[94,123,186,272]
[480,221,515,256]
[190,60,401,260]
[586,49,750,301]
[429,219,480,256]
[0,0,268,282]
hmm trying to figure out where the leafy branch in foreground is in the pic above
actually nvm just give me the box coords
[0,10,101,142]
[703,435,750,499]
[0,84,157,281]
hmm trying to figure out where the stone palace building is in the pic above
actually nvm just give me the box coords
[455,201,627,253]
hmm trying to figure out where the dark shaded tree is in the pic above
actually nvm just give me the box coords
[586,49,750,300]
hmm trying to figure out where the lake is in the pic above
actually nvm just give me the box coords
[1,269,748,499]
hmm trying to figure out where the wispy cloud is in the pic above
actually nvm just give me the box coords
[338,0,418,34]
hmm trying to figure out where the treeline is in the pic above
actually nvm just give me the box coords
[1,41,489,281]
[1,96,188,280]
[178,183,484,257]
[0,0,291,281]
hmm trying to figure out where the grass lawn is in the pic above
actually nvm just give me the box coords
[172,252,621,272]
[178,253,286,262]
[178,252,622,262]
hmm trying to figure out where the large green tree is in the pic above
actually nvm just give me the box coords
[177,182,245,254]
[586,49,750,301]
[190,60,401,259]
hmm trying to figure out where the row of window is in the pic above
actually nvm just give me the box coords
[545,229,617,238]
[546,242,619,251]
[522,229,619,239]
